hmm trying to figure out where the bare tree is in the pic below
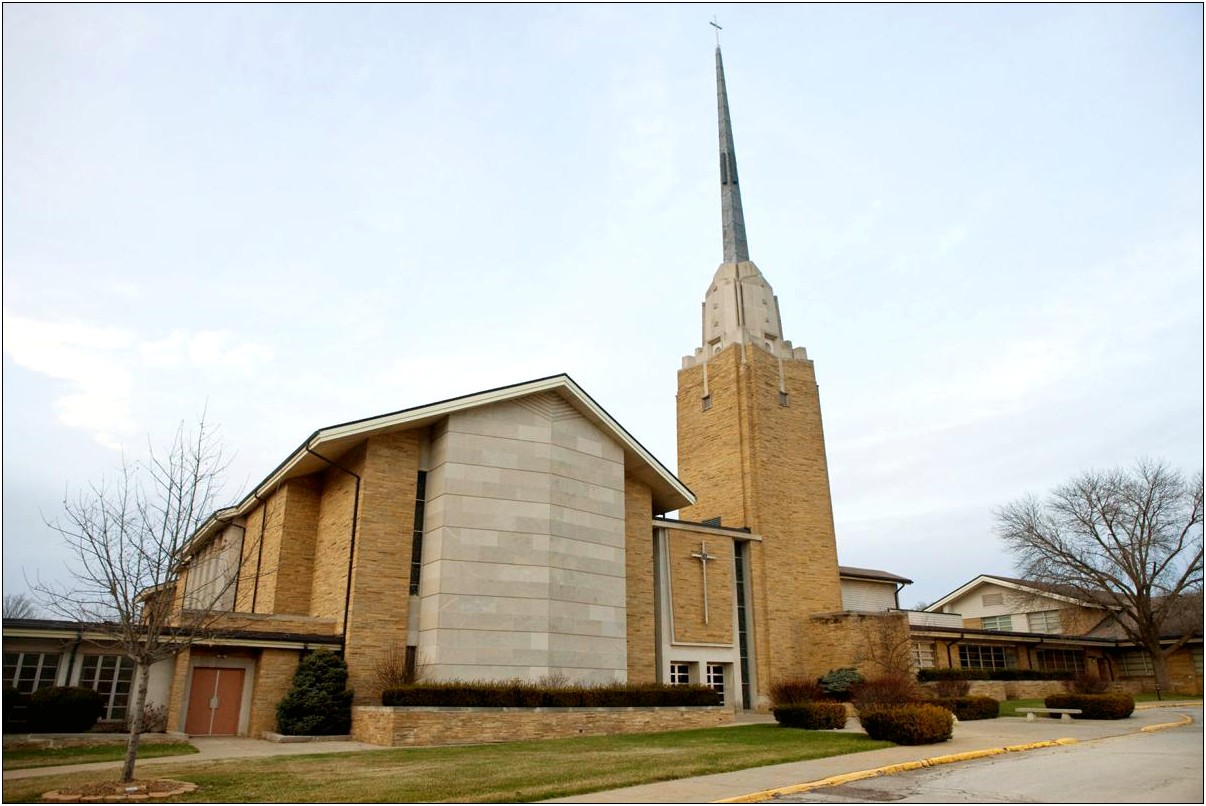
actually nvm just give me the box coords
[33,416,242,783]
[996,459,1203,693]
[4,592,39,619]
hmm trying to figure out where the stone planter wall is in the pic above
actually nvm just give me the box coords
[352,705,734,747]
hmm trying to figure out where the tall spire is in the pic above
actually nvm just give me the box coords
[716,46,750,264]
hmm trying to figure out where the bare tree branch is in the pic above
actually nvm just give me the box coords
[30,415,249,783]
[995,459,1204,692]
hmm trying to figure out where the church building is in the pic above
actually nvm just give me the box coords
[3,46,898,737]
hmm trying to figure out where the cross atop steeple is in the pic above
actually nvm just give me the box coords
[715,44,750,264]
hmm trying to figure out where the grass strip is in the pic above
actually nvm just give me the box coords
[2,725,891,803]
[3,742,198,770]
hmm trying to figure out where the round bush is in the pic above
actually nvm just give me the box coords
[772,702,848,730]
[28,686,104,733]
[859,704,954,745]
[1044,692,1134,719]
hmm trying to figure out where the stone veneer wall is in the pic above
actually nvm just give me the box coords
[418,394,628,683]
[351,705,733,746]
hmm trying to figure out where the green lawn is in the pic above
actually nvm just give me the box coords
[2,725,892,803]
[2,742,198,770]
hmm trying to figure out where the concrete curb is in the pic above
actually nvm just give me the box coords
[712,739,1079,803]
[1140,712,1194,733]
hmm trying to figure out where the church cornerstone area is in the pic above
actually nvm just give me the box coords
[350,704,734,746]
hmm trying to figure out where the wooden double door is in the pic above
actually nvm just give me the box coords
[184,667,245,735]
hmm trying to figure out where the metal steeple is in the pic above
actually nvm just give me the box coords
[716,45,750,264]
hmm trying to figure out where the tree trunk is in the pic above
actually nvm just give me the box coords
[1150,648,1173,699]
[121,661,152,783]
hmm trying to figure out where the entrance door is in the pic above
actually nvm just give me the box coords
[184,667,245,735]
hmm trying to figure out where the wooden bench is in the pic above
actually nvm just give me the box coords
[1016,707,1082,722]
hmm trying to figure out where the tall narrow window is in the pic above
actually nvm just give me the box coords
[408,471,428,595]
[706,663,726,700]
[80,655,135,721]
[734,543,751,709]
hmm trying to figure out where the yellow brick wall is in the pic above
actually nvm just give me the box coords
[665,527,734,646]
[251,486,287,614]
[309,447,366,622]
[235,503,266,613]
[273,477,321,614]
[677,343,844,696]
[342,431,421,705]
[165,647,191,733]
[248,649,302,736]
[624,478,657,683]
[351,705,733,746]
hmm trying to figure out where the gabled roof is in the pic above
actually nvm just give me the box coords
[925,574,1108,613]
[187,374,694,556]
[839,565,913,585]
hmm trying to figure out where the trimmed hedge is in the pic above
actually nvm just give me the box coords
[381,681,722,708]
[930,695,1000,721]
[859,704,954,745]
[1044,692,1134,720]
[3,686,30,733]
[917,668,1074,682]
[772,702,849,730]
[28,686,104,733]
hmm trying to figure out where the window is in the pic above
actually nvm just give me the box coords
[79,655,135,721]
[706,664,726,698]
[981,615,1013,632]
[1036,649,1085,674]
[3,652,60,694]
[1193,648,1203,676]
[1120,651,1154,676]
[958,644,1015,670]
[910,641,936,670]
[408,471,428,595]
[1027,610,1062,634]
[669,662,690,686]
[981,593,1004,607]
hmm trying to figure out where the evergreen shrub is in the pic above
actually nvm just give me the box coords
[819,667,864,701]
[28,686,104,733]
[276,650,354,735]
[930,695,1000,720]
[380,681,721,708]
[858,704,954,745]
[1044,692,1134,719]
[772,702,848,730]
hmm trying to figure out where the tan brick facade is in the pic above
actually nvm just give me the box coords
[340,432,421,704]
[247,649,301,736]
[678,342,847,696]
[624,478,657,683]
[664,527,735,646]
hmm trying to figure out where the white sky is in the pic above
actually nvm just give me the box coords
[3,3,1202,609]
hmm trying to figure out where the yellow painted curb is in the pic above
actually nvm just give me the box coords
[711,739,1078,803]
[1141,713,1193,733]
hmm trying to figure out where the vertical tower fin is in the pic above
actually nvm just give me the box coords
[716,46,750,264]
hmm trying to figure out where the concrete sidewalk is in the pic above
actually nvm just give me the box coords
[544,702,1201,803]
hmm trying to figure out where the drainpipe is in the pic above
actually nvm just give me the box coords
[305,445,361,656]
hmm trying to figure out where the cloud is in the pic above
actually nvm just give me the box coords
[4,314,274,450]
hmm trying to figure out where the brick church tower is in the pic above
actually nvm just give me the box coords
[677,46,845,693]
